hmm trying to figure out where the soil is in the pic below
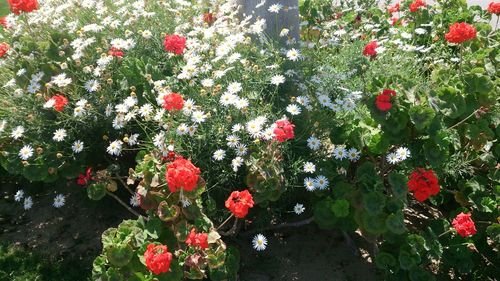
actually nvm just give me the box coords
[0,180,376,281]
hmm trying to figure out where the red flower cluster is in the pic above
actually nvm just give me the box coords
[166,158,200,193]
[388,3,400,14]
[409,0,426,13]
[452,212,477,237]
[488,2,500,14]
[51,95,68,112]
[225,190,254,218]
[164,34,186,55]
[445,22,477,44]
[407,168,440,202]
[185,228,209,249]
[163,93,184,111]
[273,119,295,142]
[108,47,123,57]
[375,89,396,111]
[144,244,173,275]
[0,43,9,58]
[0,17,7,28]
[363,40,378,57]
[77,167,93,186]
[8,0,38,15]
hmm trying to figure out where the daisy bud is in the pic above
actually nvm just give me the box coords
[22,161,29,166]
[146,74,152,82]
[56,153,63,158]
[107,181,118,192]
[36,93,43,98]
[48,167,56,174]
[123,136,129,143]
[45,83,52,89]
[107,78,113,85]
[102,135,108,141]
[130,91,136,97]
[130,86,136,92]
[59,51,65,57]
[200,89,206,96]
[36,147,43,154]
[252,65,259,72]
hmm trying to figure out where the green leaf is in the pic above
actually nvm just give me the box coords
[87,183,107,200]
[433,86,466,119]
[486,224,500,243]
[398,250,420,270]
[331,199,350,218]
[388,172,408,198]
[362,192,386,214]
[409,105,435,131]
[479,197,496,213]
[106,244,133,267]
[386,212,406,235]
[313,198,338,229]
[375,252,397,270]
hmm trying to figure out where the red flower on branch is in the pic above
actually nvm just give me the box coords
[163,34,186,55]
[452,212,477,237]
[445,22,477,44]
[108,47,123,57]
[363,40,378,57]
[77,167,93,186]
[225,190,254,218]
[409,0,426,13]
[0,43,10,58]
[273,119,295,142]
[203,12,215,25]
[144,244,173,275]
[7,0,38,15]
[52,95,68,112]
[407,168,440,202]
[166,158,200,193]
[163,93,184,111]
[488,2,500,14]
[375,89,396,111]
[185,228,209,249]
[388,3,400,14]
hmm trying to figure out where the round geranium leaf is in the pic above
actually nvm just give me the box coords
[398,250,420,270]
[386,212,406,235]
[87,183,107,201]
[409,105,435,131]
[362,192,386,214]
[106,244,133,267]
[331,199,350,218]
[375,252,397,270]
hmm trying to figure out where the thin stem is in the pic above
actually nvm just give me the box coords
[438,228,453,238]
[240,217,314,236]
[106,191,142,218]
[217,214,235,230]
[447,108,480,130]
[115,173,135,195]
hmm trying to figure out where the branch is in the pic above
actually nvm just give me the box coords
[239,217,314,236]
[106,191,142,218]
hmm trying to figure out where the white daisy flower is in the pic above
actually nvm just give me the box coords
[72,140,84,153]
[314,175,329,190]
[84,79,100,92]
[73,106,86,117]
[286,104,301,115]
[139,104,154,118]
[220,92,238,106]
[333,146,347,160]
[227,82,242,94]
[53,129,67,142]
[386,152,399,164]
[53,194,66,208]
[176,123,189,135]
[107,140,123,156]
[235,144,248,156]
[396,147,411,161]
[232,124,243,133]
[303,162,316,173]
[231,157,244,172]
[14,190,24,202]
[252,234,268,251]
[11,126,25,140]
[191,110,207,123]
[268,3,283,13]
[286,48,300,61]
[23,196,33,210]
[130,193,140,207]
[213,149,226,161]
[127,134,139,146]
[270,75,285,86]
[347,148,360,161]
[19,145,34,160]
[294,203,305,215]
[183,99,195,115]
[51,73,72,87]
[304,177,316,191]
[307,136,321,151]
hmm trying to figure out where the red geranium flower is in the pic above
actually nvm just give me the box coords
[166,158,200,193]
[388,3,400,14]
[363,40,378,57]
[0,17,7,28]
[375,89,396,111]
[0,43,9,58]
[163,92,184,111]
[407,168,440,202]
[77,167,93,186]
[488,2,500,14]
[452,212,477,237]
[273,119,295,142]
[185,228,209,249]
[8,0,38,15]
[108,47,123,57]
[390,17,400,26]
[409,0,426,13]
[163,34,186,55]
[225,190,254,218]
[144,244,173,275]
[445,22,477,44]
[52,95,68,112]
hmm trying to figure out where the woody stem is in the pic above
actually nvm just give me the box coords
[217,214,235,230]
[106,191,142,218]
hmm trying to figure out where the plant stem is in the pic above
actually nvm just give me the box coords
[447,108,480,130]
[240,217,314,236]
[106,191,142,218]
[217,214,234,230]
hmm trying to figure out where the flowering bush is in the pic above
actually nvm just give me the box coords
[1,0,499,280]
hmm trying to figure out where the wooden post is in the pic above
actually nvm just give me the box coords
[237,0,300,45]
